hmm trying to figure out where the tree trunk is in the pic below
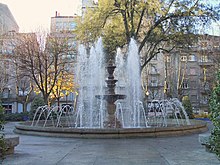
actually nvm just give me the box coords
[57,97,60,109]
[22,102,27,112]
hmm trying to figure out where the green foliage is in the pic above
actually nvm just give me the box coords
[76,0,220,67]
[209,71,220,158]
[0,103,6,159]
[30,97,46,120]
[193,113,209,119]
[4,112,30,121]
[30,97,46,111]
[0,105,5,131]
[182,96,194,119]
[0,134,6,159]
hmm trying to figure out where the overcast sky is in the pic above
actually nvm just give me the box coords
[0,0,81,32]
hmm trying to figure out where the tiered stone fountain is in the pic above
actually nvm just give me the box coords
[96,59,126,128]
[14,38,208,138]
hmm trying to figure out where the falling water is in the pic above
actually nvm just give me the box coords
[125,39,143,127]
[31,38,190,129]
[115,48,126,92]
[76,38,105,128]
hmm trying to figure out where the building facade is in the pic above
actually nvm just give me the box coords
[51,11,77,33]
[81,0,98,16]
[50,13,78,107]
[0,3,19,35]
[0,3,28,113]
[0,32,36,113]
[144,35,220,114]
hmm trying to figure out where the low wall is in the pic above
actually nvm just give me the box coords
[3,135,19,155]
[14,120,208,139]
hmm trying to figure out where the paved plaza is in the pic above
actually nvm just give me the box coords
[2,122,220,165]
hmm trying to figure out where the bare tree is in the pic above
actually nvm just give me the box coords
[0,58,9,97]
[13,32,75,104]
[13,64,34,112]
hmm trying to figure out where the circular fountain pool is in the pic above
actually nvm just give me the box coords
[14,120,207,138]
[14,99,208,138]
[14,38,208,138]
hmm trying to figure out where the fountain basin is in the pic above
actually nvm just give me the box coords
[14,120,208,138]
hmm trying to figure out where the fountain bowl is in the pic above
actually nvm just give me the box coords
[14,120,208,138]
[95,94,126,102]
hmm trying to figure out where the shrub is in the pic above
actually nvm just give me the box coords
[0,105,5,131]
[0,134,6,159]
[0,103,6,159]
[4,112,30,121]
[29,97,46,120]
[209,71,220,158]
[182,96,194,119]
[194,113,209,119]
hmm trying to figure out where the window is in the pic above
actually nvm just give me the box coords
[150,77,158,86]
[191,95,197,102]
[70,22,76,30]
[3,74,9,84]
[188,54,197,61]
[4,61,9,69]
[180,56,187,61]
[190,81,196,89]
[2,105,12,114]
[200,95,208,104]
[189,68,196,75]
[150,64,158,74]
[166,56,171,62]
[213,42,219,48]
[200,55,208,62]
[181,82,189,89]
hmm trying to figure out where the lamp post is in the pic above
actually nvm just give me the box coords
[145,90,149,111]
[7,87,11,113]
[66,93,68,105]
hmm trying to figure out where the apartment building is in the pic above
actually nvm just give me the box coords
[145,34,220,114]
[0,3,19,35]
[142,53,166,101]
[82,0,98,16]
[0,31,36,113]
[50,13,78,107]
[0,3,28,113]
[50,11,78,57]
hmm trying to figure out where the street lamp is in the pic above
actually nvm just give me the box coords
[145,90,149,110]
[7,87,11,113]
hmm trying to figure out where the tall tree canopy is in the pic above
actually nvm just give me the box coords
[76,0,220,69]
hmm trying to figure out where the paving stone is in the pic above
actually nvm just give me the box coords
[2,122,220,165]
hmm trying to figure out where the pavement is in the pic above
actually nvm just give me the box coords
[1,121,220,165]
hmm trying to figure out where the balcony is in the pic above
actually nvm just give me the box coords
[0,91,17,102]
[148,71,160,75]
[148,83,163,88]
[200,100,209,107]
[198,60,214,66]
[199,75,213,81]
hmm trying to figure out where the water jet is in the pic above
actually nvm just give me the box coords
[14,38,208,138]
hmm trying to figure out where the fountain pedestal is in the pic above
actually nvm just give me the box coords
[105,103,121,128]
[96,60,126,128]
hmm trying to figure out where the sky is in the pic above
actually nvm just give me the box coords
[0,0,81,32]
[0,0,219,35]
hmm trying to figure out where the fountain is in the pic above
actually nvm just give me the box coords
[14,38,208,138]
[95,59,126,128]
